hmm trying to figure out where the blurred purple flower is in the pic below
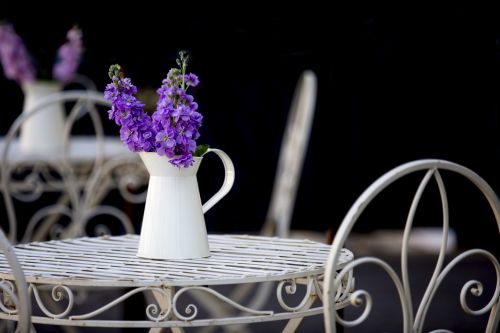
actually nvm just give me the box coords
[53,26,83,83]
[0,23,36,85]
[0,23,83,85]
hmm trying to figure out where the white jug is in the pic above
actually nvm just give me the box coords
[137,148,235,259]
[20,80,65,154]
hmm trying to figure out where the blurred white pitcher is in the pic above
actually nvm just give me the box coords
[20,80,65,153]
[138,148,235,260]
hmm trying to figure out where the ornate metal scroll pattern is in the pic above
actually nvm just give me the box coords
[30,284,74,319]
[277,276,317,312]
[334,270,354,304]
[115,163,148,204]
[82,206,135,236]
[10,164,47,202]
[0,280,19,315]
[406,169,500,332]
[84,156,147,208]
[173,286,273,321]
[25,285,173,322]
[324,160,500,333]
[333,257,412,330]
[55,204,135,239]
[21,205,73,242]
[415,249,500,332]
[68,287,171,322]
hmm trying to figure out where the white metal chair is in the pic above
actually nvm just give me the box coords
[245,70,321,313]
[197,70,318,333]
[0,90,137,243]
[324,159,500,332]
[0,227,31,333]
[261,69,318,239]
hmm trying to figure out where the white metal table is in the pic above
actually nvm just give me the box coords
[0,234,354,331]
[0,135,130,164]
[0,135,143,200]
[0,136,147,242]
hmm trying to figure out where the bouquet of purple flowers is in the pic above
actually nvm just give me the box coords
[104,51,207,168]
[0,22,83,85]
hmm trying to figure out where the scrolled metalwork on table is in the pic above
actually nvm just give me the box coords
[277,276,321,312]
[30,284,74,319]
[173,286,273,321]
[0,276,353,328]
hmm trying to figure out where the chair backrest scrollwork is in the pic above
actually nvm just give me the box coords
[324,159,500,332]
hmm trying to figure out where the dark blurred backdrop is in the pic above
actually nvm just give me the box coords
[1,4,498,248]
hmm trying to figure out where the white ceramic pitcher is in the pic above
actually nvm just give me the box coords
[137,148,235,259]
[19,80,66,154]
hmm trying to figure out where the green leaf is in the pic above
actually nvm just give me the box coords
[193,144,209,157]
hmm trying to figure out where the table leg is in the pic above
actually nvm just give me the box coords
[148,288,186,333]
[281,293,317,333]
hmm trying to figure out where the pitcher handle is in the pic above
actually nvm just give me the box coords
[202,148,235,214]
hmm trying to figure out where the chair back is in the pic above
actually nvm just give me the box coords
[323,159,500,332]
[262,70,317,237]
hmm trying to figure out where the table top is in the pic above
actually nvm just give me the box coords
[0,234,354,330]
[0,135,131,163]
[0,234,353,288]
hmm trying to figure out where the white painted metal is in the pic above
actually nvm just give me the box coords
[0,90,146,243]
[19,81,66,154]
[0,136,128,164]
[150,288,185,333]
[0,234,353,329]
[137,148,235,260]
[280,280,318,333]
[0,228,30,333]
[323,159,500,333]
[209,71,318,333]
[82,153,148,206]
[200,149,235,214]
[262,70,317,238]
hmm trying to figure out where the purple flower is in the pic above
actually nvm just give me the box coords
[185,73,199,87]
[53,26,83,83]
[0,23,36,84]
[104,64,156,153]
[0,23,84,85]
[170,154,194,168]
[104,51,205,168]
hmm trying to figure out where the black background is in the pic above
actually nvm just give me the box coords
[1,4,498,248]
